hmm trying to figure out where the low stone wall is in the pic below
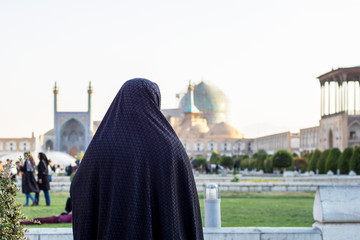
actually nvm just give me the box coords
[24,186,360,240]
[195,175,360,183]
[25,227,322,240]
[15,178,360,192]
[196,182,360,192]
[26,228,73,240]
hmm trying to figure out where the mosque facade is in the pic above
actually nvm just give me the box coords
[163,82,253,159]
[40,82,96,156]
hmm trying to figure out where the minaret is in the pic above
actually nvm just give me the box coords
[53,82,59,129]
[88,81,93,132]
[185,81,201,122]
[186,81,200,113]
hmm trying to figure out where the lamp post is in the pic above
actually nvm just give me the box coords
[204,183,221,227]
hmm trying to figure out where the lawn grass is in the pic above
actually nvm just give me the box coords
[17,191,315,228]
[199,192,315,227]
[17,192,72,228]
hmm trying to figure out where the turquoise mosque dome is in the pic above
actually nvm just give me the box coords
[179,81,228,125]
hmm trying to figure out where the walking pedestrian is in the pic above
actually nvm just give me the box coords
[20,152,39,206]
[34,152,51,206]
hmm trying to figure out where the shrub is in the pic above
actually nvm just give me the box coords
[0,163,28,239]
[338,147,353,174]
[239,158,257,170]
[350,147,360,175]
[264,156,273,173]
[220,156,234,169]
[272,150,293,172]
[307,149,321,172]
[195,156,207,168]
[317,149,330,174]
[209,151,220,164]
[255,150,267,171]
[325,148,341,173]
[248,158,257,170]
[294,157,308,172]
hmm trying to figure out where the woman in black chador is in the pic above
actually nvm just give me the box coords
[34,152,51,206]
[20,152,39,206]
[71,79,203,240]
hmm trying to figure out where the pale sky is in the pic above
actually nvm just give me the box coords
[1,0,360,138]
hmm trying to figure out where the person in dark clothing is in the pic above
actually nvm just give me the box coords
[34,152,51,206]
[21,197,72,225]
[71,78,203,240]
[215,164,219,174]
[20,152,39,206]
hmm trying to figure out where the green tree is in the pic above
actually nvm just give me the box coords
[209,151,220,164]
[294,157,308,172]
[255,150,267,171]
[338,147,353,174]
[307,149,321,172]
[220,155,234,169]
[317,149,330,174]
[272,150,293,172]
[195,156,207,169]
[248,158,257,170]
[264,156,273,173]
[350,147,360,174]
[325,148,341,173]
[0,162,28,239]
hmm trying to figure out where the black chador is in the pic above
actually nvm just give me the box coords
[71,78,203,240]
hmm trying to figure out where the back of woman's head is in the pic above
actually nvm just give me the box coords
[29,155,35,166]
[39,152,48,162]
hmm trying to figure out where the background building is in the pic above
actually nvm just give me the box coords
[165,82,251,159]
[40,82,97,156]
[299,126,319,155]
[316,66,360,151]
[253,132,300,156]
[0,132,36,157]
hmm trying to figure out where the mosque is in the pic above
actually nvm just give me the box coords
[39,82,99,156]
[38,80,251,158]
[162,81,253,159]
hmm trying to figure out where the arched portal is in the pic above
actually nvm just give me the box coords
[328,129,333,149]
[45,140,54,151]
[349,122,360,140]
[60,118,85,155]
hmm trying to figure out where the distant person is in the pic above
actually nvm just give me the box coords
[48,159,54,182]
[34,152,51,206]
[0,161,3,171]
[55,164,61,175]
[66,164,72,176]
[206,162,211,174]
[215,164,219,174]
[20,152,39,206]
[71,78,203,239]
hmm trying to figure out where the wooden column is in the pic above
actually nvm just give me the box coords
[354,81,357,115]
[320,84,323,116]
[335,82,338,113]
[347,82,349,113]
[328,82,331,114]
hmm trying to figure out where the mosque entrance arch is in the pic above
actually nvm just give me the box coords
[60,118,86,155]
[328,129,333,149]
[45,140,54,151]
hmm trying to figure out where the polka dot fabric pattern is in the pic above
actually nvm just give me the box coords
[70,79,204,240]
